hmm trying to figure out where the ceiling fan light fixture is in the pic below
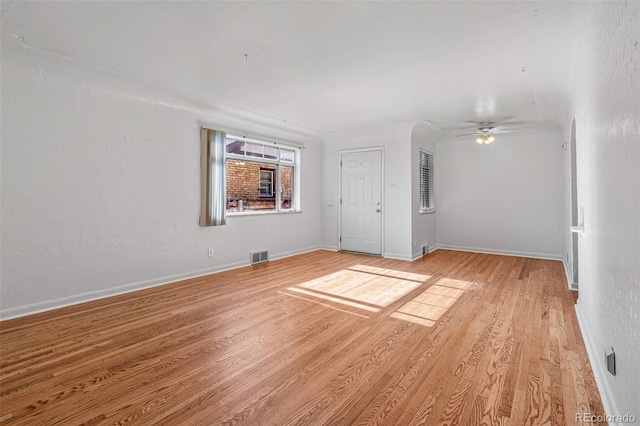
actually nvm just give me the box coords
[474,133,496,145]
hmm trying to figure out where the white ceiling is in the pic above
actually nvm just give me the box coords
[1,1,586,135]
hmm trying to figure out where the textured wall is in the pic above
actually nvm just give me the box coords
[436,128,566,259]
[1,36,323,318]
[570,1,640,419]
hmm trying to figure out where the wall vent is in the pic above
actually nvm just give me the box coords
[421,245,429,256]
[250,250,269,265]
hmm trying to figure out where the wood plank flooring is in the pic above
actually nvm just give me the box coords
[0,250,605,425]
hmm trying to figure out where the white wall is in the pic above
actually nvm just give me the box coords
[436,129,565,259]
[410,122,442,259]
[0,36,323,319]
[569,2,640,419]
[321,122,414,259]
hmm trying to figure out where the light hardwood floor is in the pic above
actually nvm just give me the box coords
[0,250,605,425]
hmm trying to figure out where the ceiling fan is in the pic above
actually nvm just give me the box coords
[454,121,521,145]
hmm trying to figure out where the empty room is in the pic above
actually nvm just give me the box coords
[1,1,638,425]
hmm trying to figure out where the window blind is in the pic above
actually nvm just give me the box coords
[419,150,434,212]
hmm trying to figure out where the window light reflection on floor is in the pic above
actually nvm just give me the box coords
[390,277,473,327]
[283,265,431,316]
[281,265,470,325]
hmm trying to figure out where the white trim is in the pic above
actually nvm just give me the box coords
[0,246,325,321]
[570,225,585,234]
[410,245,439,261]
[225,132,303,150]
[411,251,423,261]
[562,258,579,291]
[318,245,339,252]
[575,303,621,426]
[435,244,563,261]
[383,252,413,261]
[227,210,302,217]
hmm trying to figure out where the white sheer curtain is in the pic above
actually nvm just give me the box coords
[200,128,226,226]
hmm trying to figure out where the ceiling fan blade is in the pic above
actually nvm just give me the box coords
[490,126,509,133]
[500,120,537,126]
[452,126,482,134]
[455,132,480,138]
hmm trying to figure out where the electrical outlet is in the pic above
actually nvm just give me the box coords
[605,348,616,376]
[208,249,214,257]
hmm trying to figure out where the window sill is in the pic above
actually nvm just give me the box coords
[420,209,436,214]
[227,210,302,217]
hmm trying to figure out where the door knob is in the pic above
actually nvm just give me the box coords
[376,208,381,213]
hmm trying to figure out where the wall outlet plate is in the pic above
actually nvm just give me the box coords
[605,348,616,376]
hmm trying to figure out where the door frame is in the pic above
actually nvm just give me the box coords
[570,118,579,290]
[338,147,385,255]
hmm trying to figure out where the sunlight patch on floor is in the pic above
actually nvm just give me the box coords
[282,265,432,316]
[391,277,472,327]
[348,264,430,282]
[389,312,436,327]
[287,287,381,312]
[435,277,473,290]
[277,291,371,318]
[297,268,429,307]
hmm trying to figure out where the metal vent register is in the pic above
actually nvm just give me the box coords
[251,250,269,265]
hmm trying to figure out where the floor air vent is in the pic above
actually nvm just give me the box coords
[251,250,269,265]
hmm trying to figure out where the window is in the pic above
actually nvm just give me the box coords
[225,134,299,214]
[419,150,435,213]
[259,170,274,197]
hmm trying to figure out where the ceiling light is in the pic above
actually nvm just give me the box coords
[475,134,496,145]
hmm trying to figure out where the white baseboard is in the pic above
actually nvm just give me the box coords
[411,245,440,261]
[318,245,339,252]
[562,259,579,291]
[436,244,563,261]
[383,252,413,261]
[0,246,325,321]
[575,302,621,425]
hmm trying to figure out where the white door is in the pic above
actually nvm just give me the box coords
[340,150,382,255]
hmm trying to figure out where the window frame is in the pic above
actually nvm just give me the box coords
[419,150,435,214]
[225,134,300,215]
[258,169,275,198]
